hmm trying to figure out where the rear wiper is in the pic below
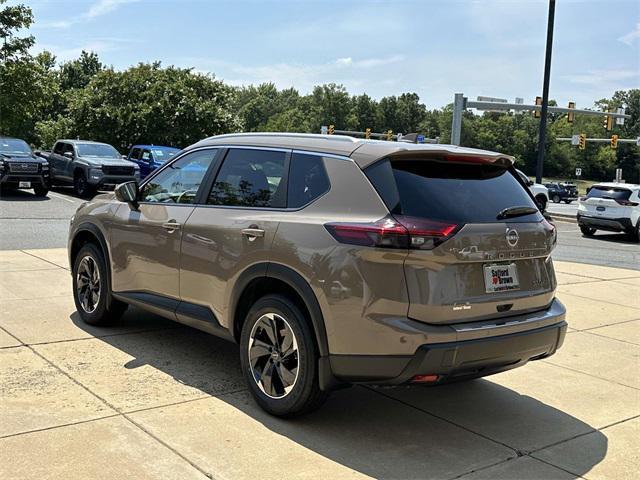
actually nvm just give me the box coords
[497,206,538,220]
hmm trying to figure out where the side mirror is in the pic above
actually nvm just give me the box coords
[527,179,534,187]
[122,155,128,160]
[115,181,139,209]
[63,151,74,159]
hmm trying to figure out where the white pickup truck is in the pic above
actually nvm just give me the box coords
[516,169,549,212]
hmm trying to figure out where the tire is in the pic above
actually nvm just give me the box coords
[536,195,547,212]
[564,200,572,204]
[74,172,95,198]
[33,185,49,197]
[72,243,127,326]
[580,225,596,237]
[633,222,640,243]
[240,294,329,417]
[552,194,561,203]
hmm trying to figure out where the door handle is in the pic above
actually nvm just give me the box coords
[162,221,181,232]
[241,226,265,241]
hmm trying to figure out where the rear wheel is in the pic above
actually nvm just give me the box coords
[580,225,596,237]
[240,294,328,417]
[33,184,49,197]
[72,243,127,326]
[552,194,561,203]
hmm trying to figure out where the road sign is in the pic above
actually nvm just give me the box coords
[615,107,625,126]
[571,134,580,146]
[576,168,582,177]
[416,134,425,144]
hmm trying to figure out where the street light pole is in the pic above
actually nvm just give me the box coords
[535,0,556,184]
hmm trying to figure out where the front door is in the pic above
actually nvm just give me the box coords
[110,148,219,301]
[179,147,288,327]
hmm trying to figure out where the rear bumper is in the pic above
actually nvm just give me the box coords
[577,214,633,232]
[329,298,566,385]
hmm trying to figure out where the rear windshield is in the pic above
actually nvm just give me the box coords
[586,186,631,201]
[365,159,542,223]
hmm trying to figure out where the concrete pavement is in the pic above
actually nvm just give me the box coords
[1,249,638,479]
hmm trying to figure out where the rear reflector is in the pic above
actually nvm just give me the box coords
[325,215,460,250]
[411,374,439,383]
[615,199,639,206]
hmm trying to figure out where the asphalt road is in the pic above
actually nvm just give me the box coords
[547,201,579,217]
[0,187,638,270]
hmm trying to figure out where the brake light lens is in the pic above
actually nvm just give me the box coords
[325,215,460,250]
[615,199,639,206]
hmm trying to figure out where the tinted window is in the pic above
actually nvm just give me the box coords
[287,152,330,208]
[586,186,631,201]
[141,149,217,204]
[208,149,286,208]
[63,143,75,155]
[53,142,65,155]
[130,147,141,160]
[366,159,542,223]
[77,143,120,158]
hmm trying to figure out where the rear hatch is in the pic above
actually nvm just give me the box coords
[580,185,635,219]
[365,154,557,325]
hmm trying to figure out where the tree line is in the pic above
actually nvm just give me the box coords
[1,1,638,182]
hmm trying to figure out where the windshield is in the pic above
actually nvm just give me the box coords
[586,186,631,201]
[152,148,180,163]
[77,143,120,158]
[0,138,32,155]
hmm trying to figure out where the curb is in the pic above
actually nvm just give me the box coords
[549,212,577,223]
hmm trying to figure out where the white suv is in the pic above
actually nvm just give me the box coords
[516,169,549,211]
[577,182,640,241]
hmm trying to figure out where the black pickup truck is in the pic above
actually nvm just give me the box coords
[544,182,579,204]
[38,139,139,197]
[0,136,50,197]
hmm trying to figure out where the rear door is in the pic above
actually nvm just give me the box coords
[365,157,556,325]
[49,142,67,180]
[581,186,634,220]
[179,147,287,326]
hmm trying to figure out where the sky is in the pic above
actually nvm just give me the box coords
[21,0,640,109]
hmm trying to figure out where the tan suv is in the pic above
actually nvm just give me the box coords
[68,133,567,416]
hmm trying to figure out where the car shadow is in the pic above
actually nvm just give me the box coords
[70,311,607,479]
[583,232,638,244]
[0,189,50,201]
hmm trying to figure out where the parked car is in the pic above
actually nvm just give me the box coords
[0,136,50,197]
[68,133,566,416]
[577,182,640,241]
[38,140,139,197]
[126,144,180,179]
[545,182,578,204]
[515,169,549,211]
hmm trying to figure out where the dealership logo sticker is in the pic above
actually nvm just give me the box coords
[506,228,519,247]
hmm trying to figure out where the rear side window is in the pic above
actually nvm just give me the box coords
[208,148,287,208]
[130,147,141,160]
[586,186,631,201]
[365,159,542,223]
[287,152,330,208]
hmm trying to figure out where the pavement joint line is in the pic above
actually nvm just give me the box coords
[122,387,249,416]
[526,453,590,480]
[0,267,62,273]
[448,456,517,479]
[19,249,70,270]
[25,342,218,480]
[541,360,640,391]
[556,291,640,311]
[0,413,121,440]
[0,217,73,220]
[363,385,521,458]
[572,317,640,333]
[554,270,640,282]
[16,325,185,347]
[581,328,640,347]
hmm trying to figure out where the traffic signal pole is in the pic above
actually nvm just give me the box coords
[535,0,556,184]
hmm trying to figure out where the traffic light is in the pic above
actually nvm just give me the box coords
[567,102,575,123]
[578,133,586,150]
[385,130,393,141]
[365,128,371,139]
[611,134,619,149]
[603,111,613,131]
[328,124,335,135]
[534,96,542,118]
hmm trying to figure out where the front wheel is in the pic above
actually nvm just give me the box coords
[72,243,127,326]
[536,195,547,212]
[580,225,596,237]
[240,294,328,417]
[74,172,95,198]
[33,185,49,197]
[552,195,561,203]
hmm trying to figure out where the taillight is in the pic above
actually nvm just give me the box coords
[615,199,639,206]
[542,218,557,247]
[325,215,460,250]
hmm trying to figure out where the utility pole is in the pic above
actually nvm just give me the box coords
[535,0,556,184]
